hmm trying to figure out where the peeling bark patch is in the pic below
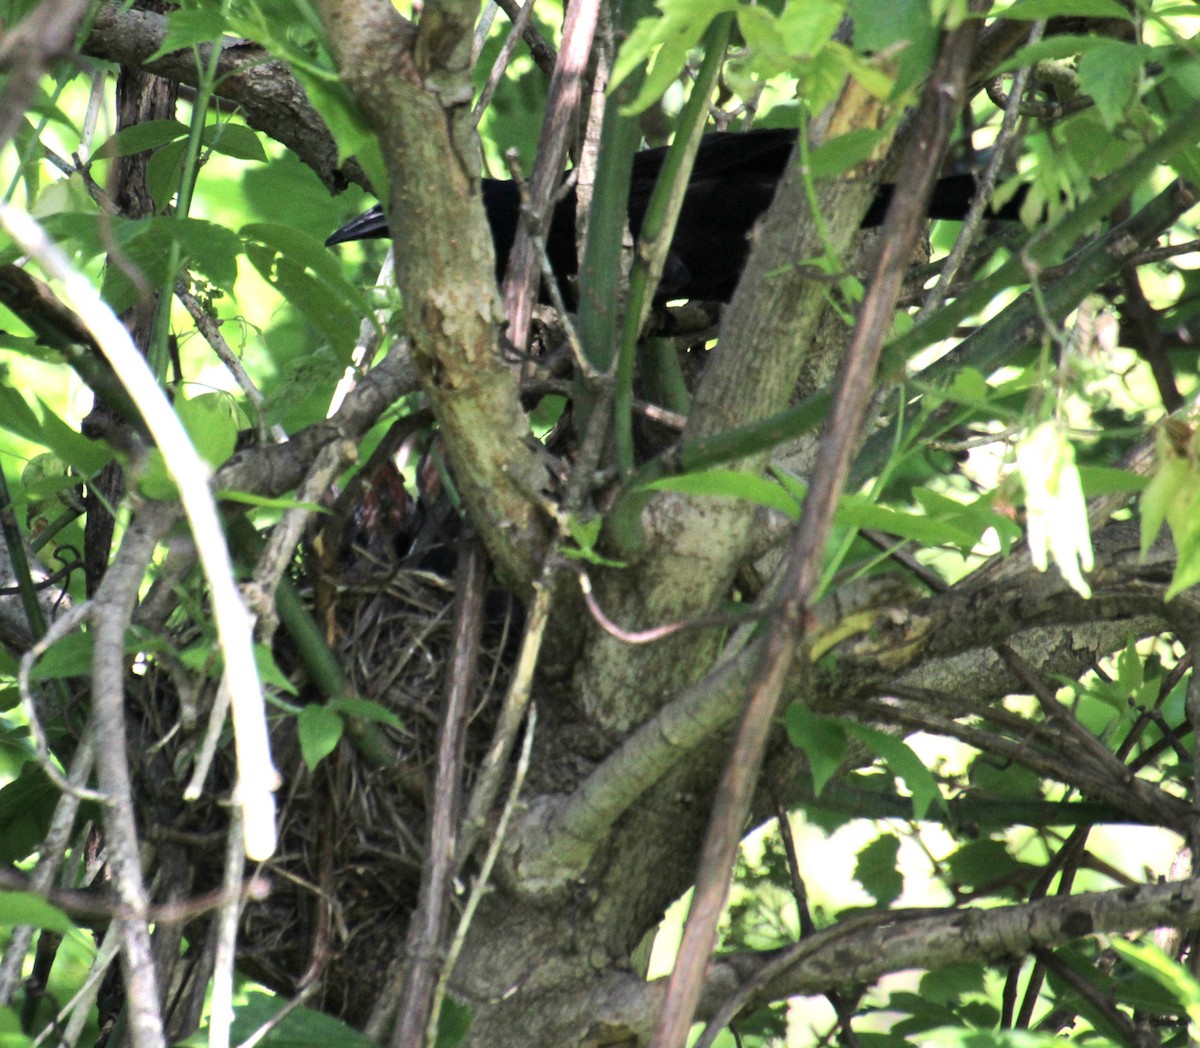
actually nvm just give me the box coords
[1058,909,1093,938]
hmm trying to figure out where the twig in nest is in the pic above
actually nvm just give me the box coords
[389,539,487,1048]
[458,566,552,867]
[432,702,536,1044]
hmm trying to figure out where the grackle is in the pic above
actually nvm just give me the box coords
[326,128,1026,303]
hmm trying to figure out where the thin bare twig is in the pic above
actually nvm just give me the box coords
[245,437,357,637]
[920,20,1044,316]
[391,540,486,1048]
[490,0,556,77]
[37,931,120,1048]
[473,0,537,125]
[326,252,398,417]
[433,703,537,1035]
[501,0,601,346]
[90,503,174,1048]
[0,737,96,1004]
[502,152,591,375]
[184,679,231,802]
[176,284,278,444]
[18,602,106,802]
[458,568,552,867]
[208,805,246,1048]
[578,568,761,644]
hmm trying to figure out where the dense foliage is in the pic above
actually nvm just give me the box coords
[1,0,1200,1045]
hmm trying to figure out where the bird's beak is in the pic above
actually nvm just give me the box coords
[325,204,389,247]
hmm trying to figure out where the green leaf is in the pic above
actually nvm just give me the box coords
[1114,635,1144,698]
[433,996,473,1048]
[138,392,239,498]
[34,399,112,474]
[30,628,150,680]
[807,129,886,178]
[182,989,377,1048]
[997,0,1131,18]
[217,490,325,512]
[1077,41,1151,130]
[1078,466,1148,496]
[328,696,402,731]
[241,222,370,360]
[947,366,989,403]
[854,834,902,906]
[288,73,390,204]
[916,1027,1083,1046]
[735,1,854,91]
[0,385,47,447]
[844,723,943,818]
[0,765,60,865]
[1140,426,1200,599]
[1112,939,1200,1028]
[785,704,847,796]
[561,515,627,568]
[644,469,800,517]
[886,991,962,1035]
[202,121,268,163]
[773,0,845,59]
[179,392,239,469]
[297,705,344,771]
[172,217,244,291]
[94,119,188,158]
[968,759,1042,801]
[0,1005,34,1048]
[916,964,988,1007]
[28,630,92,679]
[145,136,189,212]
[611,0,737,113]
[95,215,242,313]
[255,644,299,697]
[943,839,1028,895]
[834,494,977,550]
[994,34,1107,73]
[24,84,78,136]
[178,641,220,676]
[0,891,73,932]
[149,6,232,61]
[848,0,936,92]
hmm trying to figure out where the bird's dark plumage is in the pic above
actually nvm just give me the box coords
[326,128,1025,303]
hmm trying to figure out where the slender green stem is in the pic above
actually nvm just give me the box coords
[29,505,84,554]
[613,13,732,474]
[644,337,692,416]
[0,466,73,711]
[0,466,49,641]
[146,37,226,379]
[573,0,653,424]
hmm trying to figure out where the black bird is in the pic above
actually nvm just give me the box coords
[326,128,1026,303]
